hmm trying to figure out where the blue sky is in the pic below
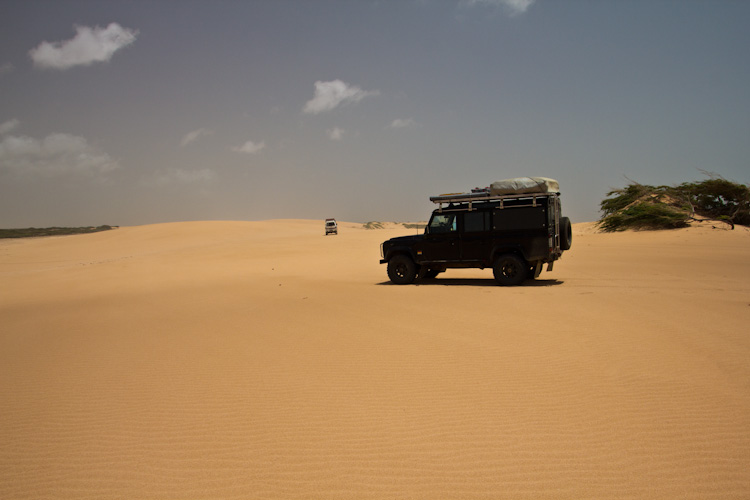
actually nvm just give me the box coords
[1,0,748,226]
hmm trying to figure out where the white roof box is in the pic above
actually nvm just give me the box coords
[490,177,559,195]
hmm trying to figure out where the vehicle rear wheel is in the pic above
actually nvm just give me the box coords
[387,255,417,284]
[493,254,527,286]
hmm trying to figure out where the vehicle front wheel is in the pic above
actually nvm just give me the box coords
[493,254,527,286]
[387,255,417,284]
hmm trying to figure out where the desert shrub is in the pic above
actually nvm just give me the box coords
[598,202,690,231]
[0,225,115,239]
[676,178,750,227]
[598,175,749,231]
[599,183,654,217]
[362,221,385,230]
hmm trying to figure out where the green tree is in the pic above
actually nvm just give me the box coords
[598,174,749,231]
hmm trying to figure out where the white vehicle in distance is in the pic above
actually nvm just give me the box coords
[325,218,338,235]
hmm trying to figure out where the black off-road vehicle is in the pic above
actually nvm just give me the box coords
[380,178,572,285]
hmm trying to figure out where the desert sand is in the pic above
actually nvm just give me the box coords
[1,220,749,499]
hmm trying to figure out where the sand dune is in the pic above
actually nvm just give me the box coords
[1,220,749,499]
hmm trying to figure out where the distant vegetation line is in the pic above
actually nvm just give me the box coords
[362,222,426,230]
[0,225,116,239]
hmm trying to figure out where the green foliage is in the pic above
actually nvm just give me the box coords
[0,225,115,239]
[599,175,750,231]
[598,202,690,232]
[676,178,750,226]
[599,183,654,217]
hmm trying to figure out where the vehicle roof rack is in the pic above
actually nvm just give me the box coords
[429,190,558,212]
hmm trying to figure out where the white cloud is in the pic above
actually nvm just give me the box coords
[145,167,216,187]
[389,118,416,129]
[0,132,119,177]
[463,0,535,15]
[29,23,138,70]
[180,128,213,147]
[0,119,20,135]
[232,140,265,154]
[303,79,379,114]
[326,127,345,140]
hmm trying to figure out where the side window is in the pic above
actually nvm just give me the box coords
[464,211,489,233]
[429,214,456,233]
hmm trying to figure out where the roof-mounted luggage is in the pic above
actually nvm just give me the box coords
[429,177,560,209]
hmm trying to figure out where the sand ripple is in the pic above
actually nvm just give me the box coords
[2,221,749,498]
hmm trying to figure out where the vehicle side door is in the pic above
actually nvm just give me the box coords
[420,212,461,262]
[460,210,492,263]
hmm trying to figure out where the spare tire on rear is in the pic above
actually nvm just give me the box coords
[560,216,572,251]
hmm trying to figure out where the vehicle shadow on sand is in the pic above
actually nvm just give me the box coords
[377,278,564,287]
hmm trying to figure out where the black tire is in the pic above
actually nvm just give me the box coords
[493,254,527,286]
[387,254,417,285]
[560,216,572,251]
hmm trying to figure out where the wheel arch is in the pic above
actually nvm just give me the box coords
[490,244,529,265]
[384,246,419,263]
